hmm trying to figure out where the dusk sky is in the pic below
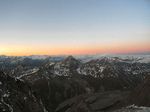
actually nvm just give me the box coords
[0,0,150,56]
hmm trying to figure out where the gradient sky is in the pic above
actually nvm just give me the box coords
[0,0,150,56]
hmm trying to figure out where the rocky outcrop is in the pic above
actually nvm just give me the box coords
[55,90,129,112]
[128,75,150,107]
[0,71,45,112]
[21,70,90,112]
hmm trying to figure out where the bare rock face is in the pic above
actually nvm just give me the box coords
[0,71,45,112]
[112,105,150,112]
[55,90,129,112]
[22,71,89,112]
[128,75,150,107]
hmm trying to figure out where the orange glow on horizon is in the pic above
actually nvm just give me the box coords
[0,41,150,56]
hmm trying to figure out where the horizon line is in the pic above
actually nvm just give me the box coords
[1,51,150,57]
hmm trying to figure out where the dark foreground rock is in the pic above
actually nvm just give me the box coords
[55,90,129,112]
[0,71,45,112]
[20,69,90,112]
[128,75,150,107]
[111,105,150,112]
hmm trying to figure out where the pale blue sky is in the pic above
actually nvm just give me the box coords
[0,0,150,55]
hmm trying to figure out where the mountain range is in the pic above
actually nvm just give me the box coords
[0,55,150,112]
